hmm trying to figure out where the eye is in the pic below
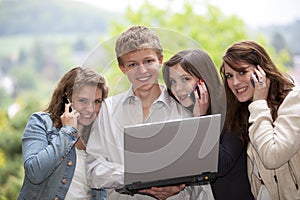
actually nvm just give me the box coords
[181,76,191,82]
[95,99,103,104]
[127,63,137,68]
[144,59,155,66]
[78,98,88,104]
[169,79,176,85]
[225,73,233,79]
[239,71,247,75]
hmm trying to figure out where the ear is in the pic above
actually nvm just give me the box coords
[118,64,127,74]
[158,55,164,64]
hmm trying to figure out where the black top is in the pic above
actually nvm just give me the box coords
[211,129,254,200]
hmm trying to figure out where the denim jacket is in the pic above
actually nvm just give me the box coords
[18,112,105,200]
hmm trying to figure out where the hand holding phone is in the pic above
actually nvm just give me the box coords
[61,93,80,129]
[250,73,258,88]
[189,84,201,103]
[63,94,72,112]
[188,79,209,116]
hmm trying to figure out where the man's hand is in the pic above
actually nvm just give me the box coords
[138,184,185,200]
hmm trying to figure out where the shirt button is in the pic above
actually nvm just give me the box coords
[67,161,73,166]
[61,178,67,184]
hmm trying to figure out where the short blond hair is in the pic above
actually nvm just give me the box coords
[115,25,163,65]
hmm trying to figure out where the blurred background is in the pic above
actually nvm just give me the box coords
[0,0,299,198]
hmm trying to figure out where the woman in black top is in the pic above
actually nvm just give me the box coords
[163,48,254,200]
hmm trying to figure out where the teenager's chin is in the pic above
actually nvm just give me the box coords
[182,102,193,108]
[78,120,93,127]
[237,96,252,103]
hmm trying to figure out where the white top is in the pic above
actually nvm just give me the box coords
[247,86,300,200]
[86,86,216,200]
[65,148,92,200]
[86,86,192,189]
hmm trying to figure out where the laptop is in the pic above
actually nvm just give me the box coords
[116,114,221,196]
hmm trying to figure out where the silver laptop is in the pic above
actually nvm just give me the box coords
[116,114,221,196]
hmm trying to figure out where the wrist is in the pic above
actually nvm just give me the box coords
[61,125,79,140]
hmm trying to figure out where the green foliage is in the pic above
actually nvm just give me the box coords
[0,89,12,109]
[0,128,22,158]
[105,1,250,87]
[106,1,292,88]
[0,0,110,35]
[255,35,292,72]
[110,2,248,69]
[0,95,41,199]
[0,123,23,199]
[0,155,23,200]
[0,1,294,199]
[14,68,37,90]
[259,20,300,54]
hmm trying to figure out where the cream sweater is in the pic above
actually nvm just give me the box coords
[247,87,300,200]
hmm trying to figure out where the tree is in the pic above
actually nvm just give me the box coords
[89,1,249,92]
[271,32,287,53]
[94,1,291,91]
[0,95,41,199]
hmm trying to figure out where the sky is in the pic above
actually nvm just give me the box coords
[73,0,300,28]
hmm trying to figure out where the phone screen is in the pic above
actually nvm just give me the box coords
[250,73,258,88]
[189,84,201,103]
[62,95,72,112]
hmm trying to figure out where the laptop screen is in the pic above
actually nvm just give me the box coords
[123,114,221,185]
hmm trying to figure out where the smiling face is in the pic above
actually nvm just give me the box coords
[169,64,199,107]
[224,62,256,102]
[72,85,103,126]
[119,49,162,95]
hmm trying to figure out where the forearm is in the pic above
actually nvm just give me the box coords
[249,91,300,168]
[23,124,78,184]
[86,153,124,188]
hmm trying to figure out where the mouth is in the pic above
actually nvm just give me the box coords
[236,86,248,94]
[136,75,152,82]
[177,94,189,101]
[79,114,94,120]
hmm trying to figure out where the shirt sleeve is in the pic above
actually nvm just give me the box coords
[248,88,300,169]
[22,113,78,184]
[86,101,124,189]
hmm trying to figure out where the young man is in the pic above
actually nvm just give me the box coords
[86,25,192,199]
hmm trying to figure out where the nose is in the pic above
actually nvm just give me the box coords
[232,76,241,86]
[137,64,147,73]
[84,102,95,113]
[174,82,184,93]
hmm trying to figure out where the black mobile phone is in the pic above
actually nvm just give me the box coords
[250,73,258,88]
[189,84,201,103]
[62,94,72,112]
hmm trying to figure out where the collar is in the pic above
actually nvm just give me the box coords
[122,85,172,110]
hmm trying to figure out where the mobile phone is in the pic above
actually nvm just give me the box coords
[62,94,72,112]
[250,73,258,88]
[189,83,201,103]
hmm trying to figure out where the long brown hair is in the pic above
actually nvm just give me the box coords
[220,40,294,145]
[44,67,109,128]
[163,49,226,128]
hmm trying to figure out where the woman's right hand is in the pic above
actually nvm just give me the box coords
[193,80,210,116]
[60,103,80,128]
[252,65,270,101]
